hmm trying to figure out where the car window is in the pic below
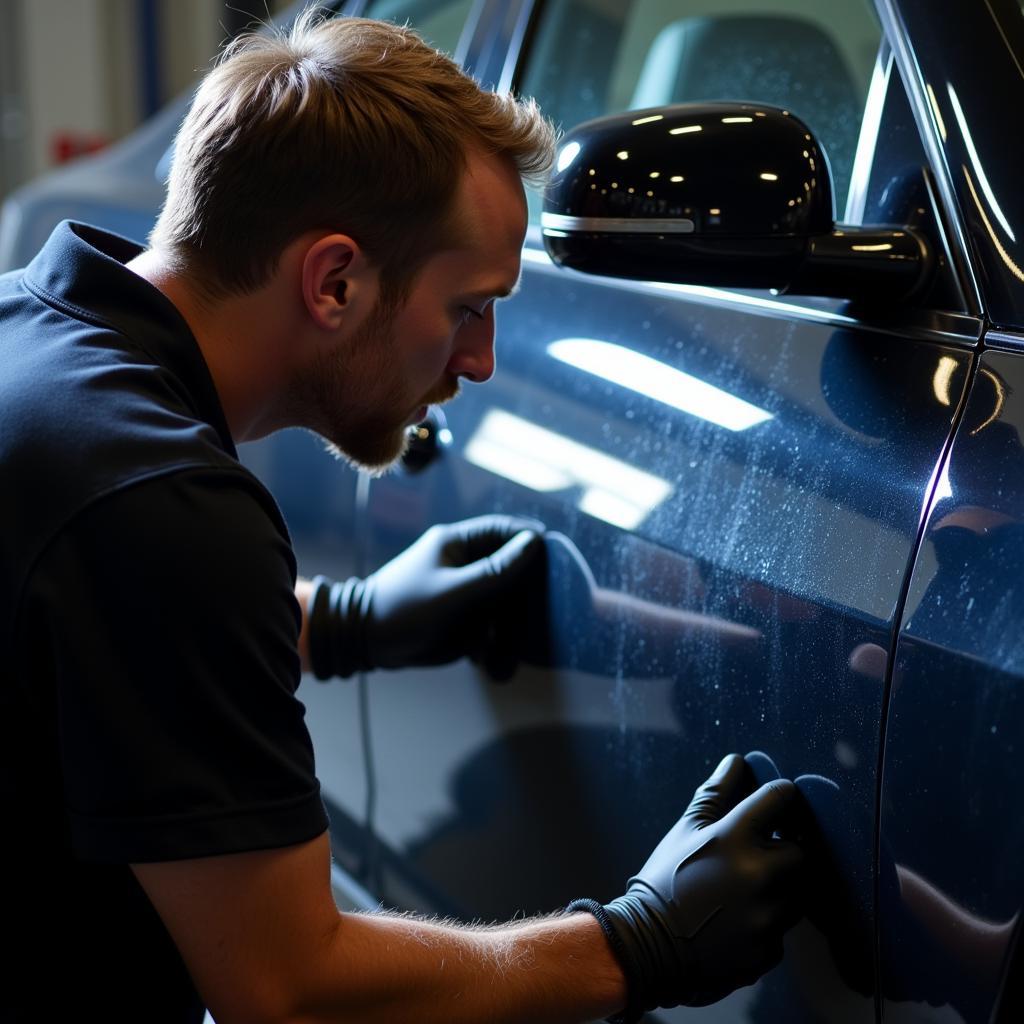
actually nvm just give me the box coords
[519,0,881,220]
[361,0,476,55]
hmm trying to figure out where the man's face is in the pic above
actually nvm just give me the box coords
[298,151,528,473]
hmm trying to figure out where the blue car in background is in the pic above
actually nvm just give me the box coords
[4,1,1023,1021]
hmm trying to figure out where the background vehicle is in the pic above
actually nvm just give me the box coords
[3,1,1022,1021]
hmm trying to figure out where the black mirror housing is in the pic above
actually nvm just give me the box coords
[542,103,931,301]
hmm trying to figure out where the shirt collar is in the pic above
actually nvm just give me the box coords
[23,220,236,457]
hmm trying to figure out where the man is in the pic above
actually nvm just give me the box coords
[0,10,804,1022]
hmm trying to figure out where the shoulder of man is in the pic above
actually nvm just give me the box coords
[23,465,319,865]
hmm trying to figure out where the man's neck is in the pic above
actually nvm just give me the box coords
[126,250,296,443]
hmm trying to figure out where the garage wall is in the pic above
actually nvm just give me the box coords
[0,0,26,201]
[19,0,138,179]
[0,0,291,204]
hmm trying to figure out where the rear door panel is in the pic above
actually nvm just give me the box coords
[880,344,1024,1023]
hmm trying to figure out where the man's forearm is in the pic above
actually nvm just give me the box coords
[138,834,625,1024]
[291,910,626,1024]
[295,577,314,674]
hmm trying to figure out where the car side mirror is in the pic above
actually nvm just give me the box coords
[541,103,932,302]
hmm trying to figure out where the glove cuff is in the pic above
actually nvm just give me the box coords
[605,887,692,1013]
[566,898,645,1024]
[307,574,370,680]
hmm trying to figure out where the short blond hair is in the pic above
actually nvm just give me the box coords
[150,8,555,301]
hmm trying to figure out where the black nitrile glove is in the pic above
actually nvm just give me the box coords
[570,753,804,1021]
[307,515,544,679]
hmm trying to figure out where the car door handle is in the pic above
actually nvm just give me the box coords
[401,406,452,473]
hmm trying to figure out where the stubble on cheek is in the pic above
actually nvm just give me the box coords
[286,296,464,474]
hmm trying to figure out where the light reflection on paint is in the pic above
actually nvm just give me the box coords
[947,84,1014,242]
[556,140,581,173]
[926,82,947,141]
[963,167,1024,283]
[920,457,954,529]
[933,356,958,406]
[970,367,1007,436]
[933,461,953,503]
[547,338,773,432]
[464,409,672,529]
[579,488,647,527]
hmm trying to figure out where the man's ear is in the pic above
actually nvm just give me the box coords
[300,234,376,331]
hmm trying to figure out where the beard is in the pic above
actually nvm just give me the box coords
[288,296,459,475]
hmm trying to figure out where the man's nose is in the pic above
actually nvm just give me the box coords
[449,310,496,383]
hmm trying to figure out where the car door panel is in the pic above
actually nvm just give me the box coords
[362,240,974,1019]
[881,344,1024,1024]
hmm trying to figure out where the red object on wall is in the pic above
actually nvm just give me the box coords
[51,132,110,165]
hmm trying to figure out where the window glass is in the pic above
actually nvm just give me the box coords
[361,0,475,55]
[519,0,881,219]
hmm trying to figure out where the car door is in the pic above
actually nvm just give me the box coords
[877,1,1024,1021]
[355,1,982,1020]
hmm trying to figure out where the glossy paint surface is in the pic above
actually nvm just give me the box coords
[361,241,971,1020]
[881,346,1024,1023]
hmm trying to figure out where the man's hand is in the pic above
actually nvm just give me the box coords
[307,515,544,679]
[573,753,804,1019]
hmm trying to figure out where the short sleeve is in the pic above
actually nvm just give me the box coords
[30,467,328,862]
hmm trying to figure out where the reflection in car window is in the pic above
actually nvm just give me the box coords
[361,0,475,56]
[519,0,880,220]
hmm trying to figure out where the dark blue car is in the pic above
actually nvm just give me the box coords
[3,1,1022,1021]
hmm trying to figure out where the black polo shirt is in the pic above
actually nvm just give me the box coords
[0,222,328,1021]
